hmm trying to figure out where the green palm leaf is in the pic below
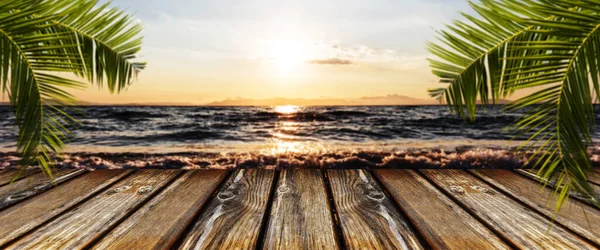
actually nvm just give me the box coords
[428,0,546,120]
[431,0,600,211]
[505,0,600,208]
[0,0,144,174]
[52,0,146,92]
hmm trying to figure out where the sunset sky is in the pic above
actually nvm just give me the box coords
[73,0,472,104]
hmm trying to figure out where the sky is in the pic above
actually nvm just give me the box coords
[72,0,472,104]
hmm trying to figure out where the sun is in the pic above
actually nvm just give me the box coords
[267,41,310,74]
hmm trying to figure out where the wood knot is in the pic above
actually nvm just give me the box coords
[471,185,494,194]
[367,191,385,201]
[217,191,235,201]
[449,185,465,194]
[278,185,290,193]
[137,185,154,194]
[107,185,131,195]
[7,191,32,201]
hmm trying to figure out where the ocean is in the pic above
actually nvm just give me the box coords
[1,105,600,169]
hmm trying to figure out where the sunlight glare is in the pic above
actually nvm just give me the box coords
[268,41,310,74]
[274,105,299,114]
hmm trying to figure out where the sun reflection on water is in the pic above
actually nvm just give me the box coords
[263,105,326,155]
[274,105,299,114]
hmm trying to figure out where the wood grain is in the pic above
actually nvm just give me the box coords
[6,170,179,249]
[516,169,600,205]
[0,170,130,247]
[264,169,339,250]
[327,169,424,250]
[92,170,227,250]
[374,169,510,250]
[0,169,39,187]
[179,169,275,250]
[0,169,85,210]
[421,169,595,249]
[470,169,600,246]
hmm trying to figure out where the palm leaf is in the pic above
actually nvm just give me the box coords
[52,0,146,92]
[0,0,144,174]
[428,0,546,120]
[505,0,600,208]
[431,0,600,211]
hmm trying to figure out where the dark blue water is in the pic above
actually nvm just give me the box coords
[0,105,533,151]
[3,105,600,169]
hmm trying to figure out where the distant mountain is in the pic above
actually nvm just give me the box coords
[205,94,435,106]
[0,96,513,106]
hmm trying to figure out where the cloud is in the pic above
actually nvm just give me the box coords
[308,58,353,65]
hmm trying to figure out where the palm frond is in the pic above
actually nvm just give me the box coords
[0,0,144,174]
[505,0,600,208]
[0,0,84,173]
[431,0,600,212]
[428,0,546,120]
[52,0,146,92]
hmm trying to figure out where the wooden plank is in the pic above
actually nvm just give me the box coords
[0,169,85,210]
[6,170,180,249]
[522,169,600,191]
[374,170,510,249]
[421,169,595,249]
[0,169,39,187]
[264,169,339,250]
[517,169,600,205]
[327,169,424,250]
[179,169,275,250]
[470,169,600,246]
[0,170,130,247]
[92,170,227,250]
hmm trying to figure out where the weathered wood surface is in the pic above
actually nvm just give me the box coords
[93,170,227,250]
[179,169,275,250]
[327,169,424,250]
[470,169,600,246]
[0,169,85,210]
[264,169,339,250]
[421,169,595,249]
[7,170,179,249]
[375,169,510,250]
[0,170,130,247]
[0,169,39,187]
[516,169,600,205]
[0,168,598,249]
[517,168,600,189]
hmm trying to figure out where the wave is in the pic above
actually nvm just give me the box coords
[9,145,600,170]
[323,110,371,117]
[0,148,528,170]
[100,110,171,120]
[143,130,224,141]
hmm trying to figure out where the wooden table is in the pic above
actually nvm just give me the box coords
[0,168,597,249]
